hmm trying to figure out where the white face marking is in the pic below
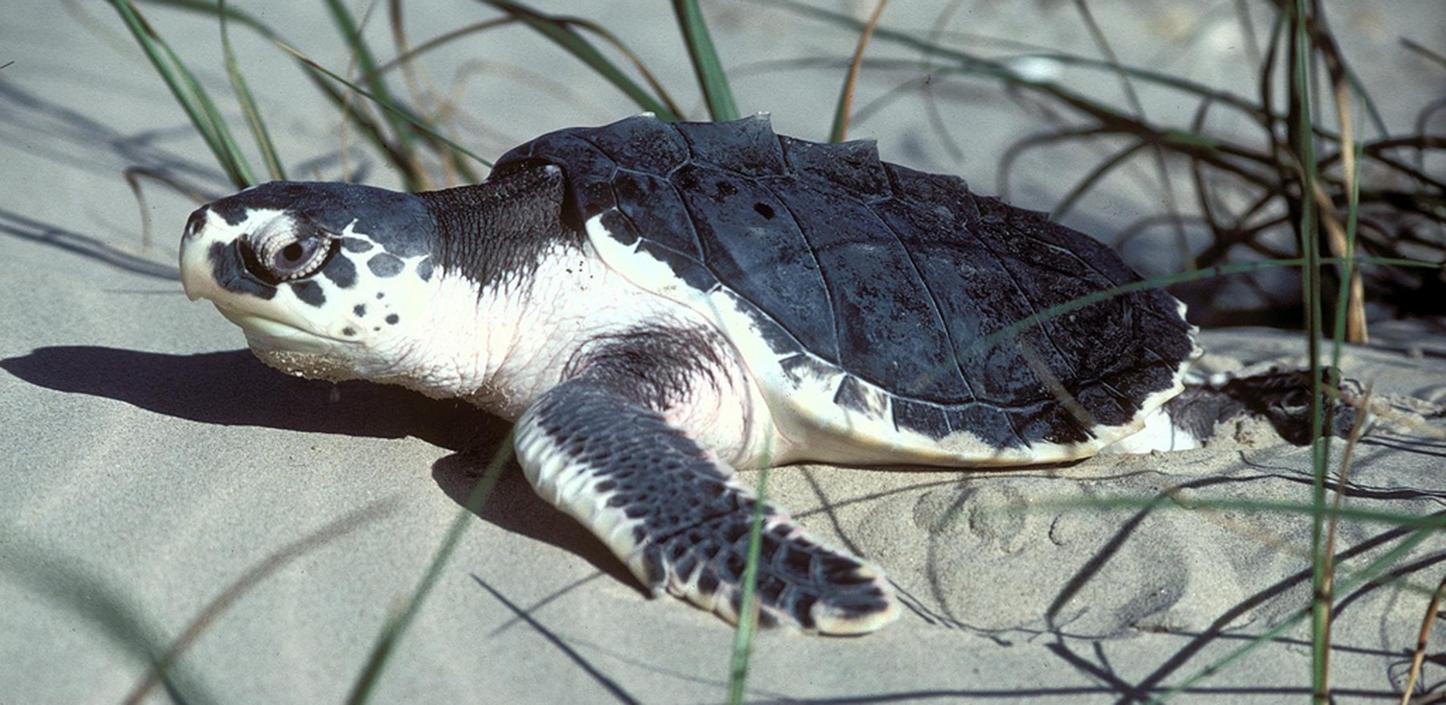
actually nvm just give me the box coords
[180,205,446,386]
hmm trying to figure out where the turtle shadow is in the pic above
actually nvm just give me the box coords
[1,344,641,591]
[430,453,643,593]
[0,345,494,449]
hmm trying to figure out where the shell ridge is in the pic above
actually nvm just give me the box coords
[610,206,709,271]
[964,216,1085,385]
[758,181,843,363]
[863,198,975,400]
[665,120,695,177]
[998,203,1135,290]
[617,168,706,259]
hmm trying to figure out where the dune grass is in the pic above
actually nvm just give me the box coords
[98,0,1445,702]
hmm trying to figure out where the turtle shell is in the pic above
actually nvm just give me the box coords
[494,115,1196,465]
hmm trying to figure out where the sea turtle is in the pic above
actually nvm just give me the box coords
[177,114,1334,635]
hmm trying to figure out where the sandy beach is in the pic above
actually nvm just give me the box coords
[2,2,1443,703]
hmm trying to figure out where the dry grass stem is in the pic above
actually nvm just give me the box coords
[830,0,888,142]
[1398,572,1446,705]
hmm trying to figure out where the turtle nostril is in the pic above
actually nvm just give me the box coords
[184,208,209,240]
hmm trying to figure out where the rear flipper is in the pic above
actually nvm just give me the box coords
[1112,366,1364,452]
[513,378,898,635]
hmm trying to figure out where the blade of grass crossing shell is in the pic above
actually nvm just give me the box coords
[1290,2,1332,701]
[219,0,285,180]
[482,0,679,121]
[726,467,770,705]
[672,0,739,121]
[829,0,887,142]
[346,440,514,705]
[963,255,1437,363]
[109,0,253,188]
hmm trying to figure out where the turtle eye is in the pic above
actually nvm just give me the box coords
[265,235,336,282]
[272,239,322,276]
[239,220,338,284]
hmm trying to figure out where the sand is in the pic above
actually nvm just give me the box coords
[2,2,1443,703]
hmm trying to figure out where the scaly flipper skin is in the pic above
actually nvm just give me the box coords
[514,377,899,635]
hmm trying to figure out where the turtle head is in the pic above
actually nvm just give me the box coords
[179,180,447,388]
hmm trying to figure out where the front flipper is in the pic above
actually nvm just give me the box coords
[514,379,897,635]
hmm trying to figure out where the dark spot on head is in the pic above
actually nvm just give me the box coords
[322,252,356,288]
[342,237,374,253]
[385,313,399,325]
[376,292,385,300]
[342,326,356,336]
[373,326,381,332]
[353,304,366,317]
[416,256,433,282]
[289,280,325,307]
[367,253,404,277]
[209,241,277,300]
[203,182,434,258]
[753,202,774,219]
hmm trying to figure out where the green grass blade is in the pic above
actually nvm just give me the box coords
[4,542,213,705]
[124,500,396,705]
[1289,2,1331,700]
[967,254,1440,361]
[275,41,493,170]
[726,467,770,705]
[672,0,739,121]
[345,441,514,705]
[219,0,284,180]
[140,0,279,39]
[1021,496,1446,530]
[162,38,256,185]
[481,0,679,121]
[110,0,253,187]
[1050,139,1149,220]
[373,16,517,74]
[323,0,421,175]
[139,0,482,183]
[556,16,687,120]
[1149,524,1439,703]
